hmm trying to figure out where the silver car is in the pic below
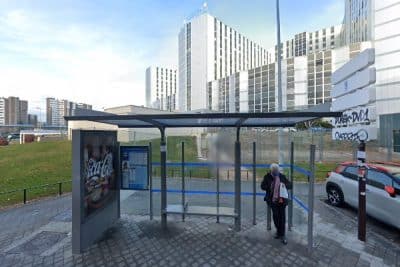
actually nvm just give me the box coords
[326,162,400,229]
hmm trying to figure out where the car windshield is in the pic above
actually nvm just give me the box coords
[391,173,400,189]
[392,173,400,179]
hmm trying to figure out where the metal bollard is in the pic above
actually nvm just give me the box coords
[23,189,27,204]
[59,182,62,196]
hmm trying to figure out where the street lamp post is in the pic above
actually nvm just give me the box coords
[35,107,42,129]
[276,0,285,165]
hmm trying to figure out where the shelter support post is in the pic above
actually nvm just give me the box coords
[267,204,272,230]
[288,142,294,231]
[181,142,185,222]
[308,144,316,252]
[252,142,256,225]
[234,127,241,231]
[160,127,167,229]
[216,145,220,223]
[319,131,324,162]
[149,142,153,220]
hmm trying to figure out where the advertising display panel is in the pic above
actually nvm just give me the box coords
[120,146,149,190]
[82,132,118,217]
[72,130,120,254]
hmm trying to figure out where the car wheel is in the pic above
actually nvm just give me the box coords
[327,186,344,207]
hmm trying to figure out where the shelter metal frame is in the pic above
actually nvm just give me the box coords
[66,111,341,231]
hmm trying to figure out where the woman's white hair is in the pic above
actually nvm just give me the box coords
[270,163,280,172]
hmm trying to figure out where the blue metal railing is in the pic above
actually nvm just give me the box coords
[151,162,311,213]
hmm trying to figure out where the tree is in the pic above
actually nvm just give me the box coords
[295,118,333,130]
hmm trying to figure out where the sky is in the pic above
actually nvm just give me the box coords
[0,0,344,118]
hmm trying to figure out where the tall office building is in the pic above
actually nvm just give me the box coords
[146,66,178,111]
[208,41,370,113]
[279,25,342,60]
[0,96,29,125]
[178,12,270,111]
[207,24,345,113]
[340,0,373,46]
[46,98,92,126]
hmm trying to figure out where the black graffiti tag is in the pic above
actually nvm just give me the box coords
[334,108,370,126]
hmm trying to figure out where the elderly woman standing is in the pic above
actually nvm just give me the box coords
[261,163,292,244]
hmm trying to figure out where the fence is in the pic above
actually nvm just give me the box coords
[0,180,71,207]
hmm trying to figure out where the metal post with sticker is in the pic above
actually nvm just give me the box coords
[357,140,366,241]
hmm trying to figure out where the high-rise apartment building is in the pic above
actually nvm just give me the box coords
[146,66,177,111]
[0,98,6,125]
[0,96,29,125]
[208,41,370,113]
[207,24,347,113]
[46,98,92,126]
[178,12,270,111]
[177,9,342,112]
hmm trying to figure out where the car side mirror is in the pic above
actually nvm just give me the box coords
[384,186,396,198]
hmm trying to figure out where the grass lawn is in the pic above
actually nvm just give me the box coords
[0,137,338,207]
[0,140,72,207]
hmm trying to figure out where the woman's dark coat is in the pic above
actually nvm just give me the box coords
[261,172,292,206]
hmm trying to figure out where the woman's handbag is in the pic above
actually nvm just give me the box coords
[279,183,289,199]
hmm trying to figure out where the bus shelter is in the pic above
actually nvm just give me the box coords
[65,110,341,253]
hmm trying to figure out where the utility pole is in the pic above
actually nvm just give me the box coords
[276,0,284,165]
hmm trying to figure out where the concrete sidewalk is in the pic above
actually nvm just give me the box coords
[0,179,399,266]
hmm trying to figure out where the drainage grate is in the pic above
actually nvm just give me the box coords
[9,231,67,256]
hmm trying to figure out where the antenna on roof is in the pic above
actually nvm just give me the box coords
[185,2,209,22]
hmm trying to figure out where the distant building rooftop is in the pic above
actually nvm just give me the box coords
[104,105,176,115]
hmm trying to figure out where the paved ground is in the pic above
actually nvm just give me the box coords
[0,178,399,266]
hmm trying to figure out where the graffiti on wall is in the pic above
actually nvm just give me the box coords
[332,107,374,127]
[332,126,377,141]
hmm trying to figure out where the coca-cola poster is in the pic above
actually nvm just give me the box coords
[82,132,117,217]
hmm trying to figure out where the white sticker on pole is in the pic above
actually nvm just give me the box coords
[160,145,166,152]
[357,151,366,159]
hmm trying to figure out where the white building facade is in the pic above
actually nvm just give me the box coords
[373,0,400,119]
[208,41,370,113]
[0,96,29,125]
[178,13,270,111]
[0,98,6,125]
[207,24,351,113]
[46,98,92,126]
[145,66,177,111]
[328,0,400,146]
